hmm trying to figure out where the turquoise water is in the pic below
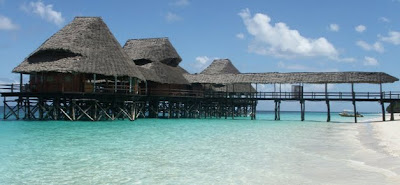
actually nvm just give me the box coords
[1,111,400,184]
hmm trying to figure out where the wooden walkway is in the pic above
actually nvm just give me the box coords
[1,83,400,122]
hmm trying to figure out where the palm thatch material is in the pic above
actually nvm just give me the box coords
[185,72,399,84]
[13,17,145,80]
[200,59,255,92]
[123,38,182,67]
[201,58,240,74]
[138,61,189,84]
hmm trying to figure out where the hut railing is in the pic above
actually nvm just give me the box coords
[139,88,204,97]
[0,83,29,93]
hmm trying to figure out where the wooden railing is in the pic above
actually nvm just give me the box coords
[1,83,400,100]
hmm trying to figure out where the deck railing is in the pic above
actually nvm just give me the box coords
[1,83,400,100]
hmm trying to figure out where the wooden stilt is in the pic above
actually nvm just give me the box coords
[351,83,357,123]
[380,83,385,121]
[381,102,386,121]
[326,101,331,122]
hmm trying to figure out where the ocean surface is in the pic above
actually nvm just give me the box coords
[1,110,400,185]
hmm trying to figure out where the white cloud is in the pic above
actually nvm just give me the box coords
[379,17,390,23]
[363,57,379,66]
[356,40,384,53]
[22,1,65,26]
[380,31,400,45]
[355,25,366,33]
[165,12,182,23]
[191,56,212,72]
[0,15,18,30]
[236,33,245,39]
[170,0,189,7]
[329,23,339,32]
[336,57,356,63]
[239,8,338,59]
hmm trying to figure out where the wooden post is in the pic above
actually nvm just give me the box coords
[352,83,357,123]
[325,83,330,122]
[114,76,118,93]
[380,83,385,121]
[300,100,305,121]
[20,73,23,92]
[93,74,96,93]
[145,81,148,95]
[129,77,132,93]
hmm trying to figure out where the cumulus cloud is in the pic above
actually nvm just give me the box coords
[356,40,384,53]
[239,8,338,59]
[236,33,245,39]
[170,0,189,7]
[355,25,366,33]
[329,24,339,32]
[0,15,18,30]
[22,1,65,26]
[363,57,379,66]
[380,31,400,45]
[165,12,182,23]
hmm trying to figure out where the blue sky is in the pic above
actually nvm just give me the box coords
[1,0,400,112]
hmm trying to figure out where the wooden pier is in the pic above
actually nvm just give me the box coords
[2,84,400,122]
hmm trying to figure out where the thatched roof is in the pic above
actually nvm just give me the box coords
[199,59,255,92]
[201,59,240,74]
[184,72,399,84]
[123,38,182,67]
[138,62,189,84]
[13,17,145,80]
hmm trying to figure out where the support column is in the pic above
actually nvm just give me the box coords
[129,77,132,93]
[300,100,305,121]
[352,83,357,123]
[20,73,23,92]
[325,83,330,122]
[93,74,96,93]
[114,76,118,93]
[380,83,385,121]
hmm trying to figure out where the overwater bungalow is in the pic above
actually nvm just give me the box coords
[1,16,400,122]
[12,17,145,94]
[123,38,193,96]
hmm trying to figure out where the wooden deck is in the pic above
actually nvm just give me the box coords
[1,83,400,122]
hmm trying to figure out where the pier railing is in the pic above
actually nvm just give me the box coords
[2,83,400,100]
[204,91,400,100]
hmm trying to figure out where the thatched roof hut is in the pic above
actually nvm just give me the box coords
[123,38,182,67]
[138,61,189,84]
[201,58,240,75]
[13,17,144,80]
[199,59,255,92]
[184,72,399,84]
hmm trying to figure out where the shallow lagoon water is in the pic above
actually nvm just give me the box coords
[1,112,400,184]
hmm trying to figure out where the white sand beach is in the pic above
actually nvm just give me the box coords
[363,114,400,158]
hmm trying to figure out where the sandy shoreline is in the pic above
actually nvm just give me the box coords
[361,114,400,157]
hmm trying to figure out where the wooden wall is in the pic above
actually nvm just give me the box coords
[29,73,84,93]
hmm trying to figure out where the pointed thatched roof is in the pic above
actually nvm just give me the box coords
[13,17,145,80]
[184,72,399,84]
[123,38,182,67]
[138,62,189,84]
[199,59,255,92]
[201,59,240,75]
